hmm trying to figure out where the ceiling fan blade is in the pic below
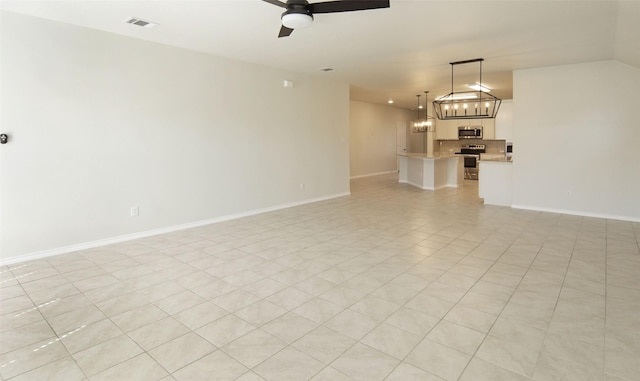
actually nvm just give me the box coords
[309,0,390,14]
[278,25,294,37]
[262,0,287,8]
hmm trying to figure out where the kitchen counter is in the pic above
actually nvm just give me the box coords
[398,153,458,159]
[398,154,462,190]
[480,155,511,162]
[479,151,510,161]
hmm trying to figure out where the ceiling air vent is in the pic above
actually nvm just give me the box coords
[125,17,157,28]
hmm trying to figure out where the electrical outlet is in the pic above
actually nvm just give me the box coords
[565,191,572,197]
[299,183,304,191]
[130,206,139,217]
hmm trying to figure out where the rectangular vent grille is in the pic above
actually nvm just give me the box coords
[125,18,157,28]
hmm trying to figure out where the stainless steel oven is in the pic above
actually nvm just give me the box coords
[458,126,483,140]
[456,144,486,180]
[463,155,479,180]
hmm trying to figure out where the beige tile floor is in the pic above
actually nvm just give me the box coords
[1,174,639,381]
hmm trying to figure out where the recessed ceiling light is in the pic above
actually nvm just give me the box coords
[125,17,158,28]
[320,68,334,72]
[388,99,394,104]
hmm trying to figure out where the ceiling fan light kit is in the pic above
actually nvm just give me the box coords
[263,0,390,38]
[281,10,313,29]
[433,58,502,120]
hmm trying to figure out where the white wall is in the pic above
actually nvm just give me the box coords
[512,60,640,221]
[349,100,414,178]
[0,12,350,262]
[494,99,513,141]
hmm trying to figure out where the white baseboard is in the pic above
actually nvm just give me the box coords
[350,170,397,180]
[511,204,640,223]
[0,192,351,266]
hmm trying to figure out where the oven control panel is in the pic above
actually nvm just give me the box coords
[462,144,485,150]
[459,144,486,154]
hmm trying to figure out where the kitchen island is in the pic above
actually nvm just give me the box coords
[398,154,462,190]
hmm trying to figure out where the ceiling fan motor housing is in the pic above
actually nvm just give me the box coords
[266,0,390,37]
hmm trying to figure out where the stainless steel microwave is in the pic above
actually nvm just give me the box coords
[458,126,483,139]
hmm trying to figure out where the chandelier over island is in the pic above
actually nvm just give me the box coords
[413,91,436,133]
[433,58,501,120]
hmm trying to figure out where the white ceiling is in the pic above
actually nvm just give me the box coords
[2,0,639,110]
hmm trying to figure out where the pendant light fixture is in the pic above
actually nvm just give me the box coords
[433,58,501,120]
[423,91,435,130]
[413,91,435,132]
[413,94,422,132]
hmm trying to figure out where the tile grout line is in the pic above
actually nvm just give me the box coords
[453,212,551,380]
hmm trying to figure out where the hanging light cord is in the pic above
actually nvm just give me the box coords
[479,60,483,100]
[424,91,429,118]
[450,65,454,98]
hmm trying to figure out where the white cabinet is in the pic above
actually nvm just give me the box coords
[481,119,496,139]
[435,119,459,140]
[495,100,513,141]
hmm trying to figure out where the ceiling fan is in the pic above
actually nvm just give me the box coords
[262,0,390,38]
